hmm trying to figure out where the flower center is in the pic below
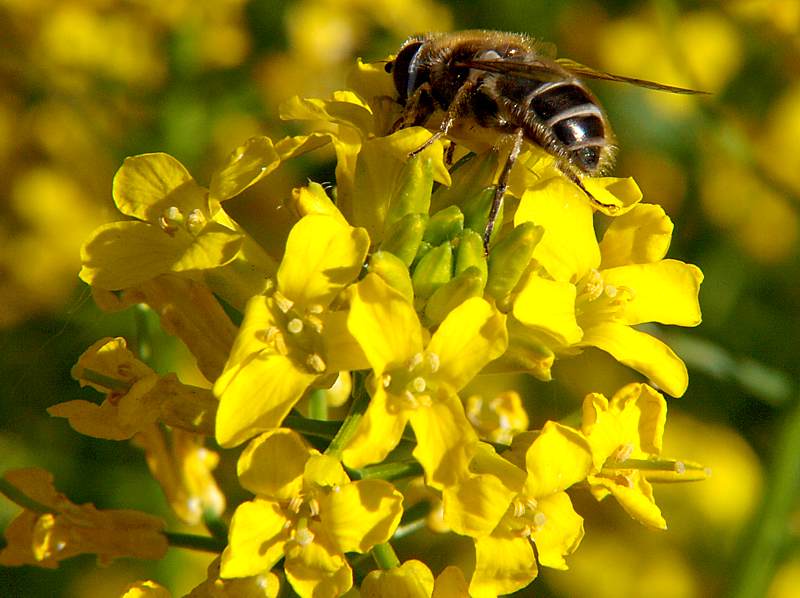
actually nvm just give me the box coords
[575,268,634,326]
[256,291,328,374]
[383,350,441,411]
[508,496,547,537]
[158,206,207,236]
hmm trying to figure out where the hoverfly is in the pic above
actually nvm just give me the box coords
[384,31,706,251]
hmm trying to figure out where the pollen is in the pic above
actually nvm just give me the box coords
[411,376,427,393]
[185,208,206,232]
[532,511,547,529]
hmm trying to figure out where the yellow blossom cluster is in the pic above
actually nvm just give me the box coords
[1,58,706,597]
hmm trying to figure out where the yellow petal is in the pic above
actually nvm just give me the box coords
[524,422,592,497]
[80,221,242,290]
[589,473,666,529]
[470,533,537,598]
[112,153,205,221]
[341,387,409,469]
[284,539,352,598]
[277,215,369,309]
[432,566,470,598]
[347,273,423,374]
[321,479,403,553]
[513,273,582,346]
[288,182,347,223]
[442,472,516,537]
[409,393,478,489]
[515,177,600,282]
[304,454,350,488]
[214,353,317,447]
[220,499,288,578]
[209,136,281,202]
[237,430,313,499]
[582,176,642,216]
[531,491,584,569]
[320,310,370,372]
[361,559,435,598]
[580,322,689,397]
[599,203,673,268]
[427,297,507,392]
[280,93,374,135]
[603,260,703,326]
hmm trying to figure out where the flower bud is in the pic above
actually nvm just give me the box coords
[381,213,427,267]
[423,205,464,246]
[412,242,453,299]
[368,250,415,302]
[424,266,486,325]
[386,154,434,228]
[486,222,543,302]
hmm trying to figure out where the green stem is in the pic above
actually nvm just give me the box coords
[729,391,800,598]
[348,460,423,482]
[325,373,371,458]
[79,368,133,392]
[164,532,227,553]
[308,389,328,420]
[283,414,342,441]
[371,542,400,570]
[203,509,229,542]
[0,477,51,513]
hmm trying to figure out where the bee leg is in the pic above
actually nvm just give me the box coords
[444,141,457,166]
[562,169,619,213]
[484,127,525,254]
[409,80,479,157]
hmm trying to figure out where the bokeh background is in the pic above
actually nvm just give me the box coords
[1,0,799,596]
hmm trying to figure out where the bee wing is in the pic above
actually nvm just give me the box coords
[556,58,709,95]
[455,58,570,83]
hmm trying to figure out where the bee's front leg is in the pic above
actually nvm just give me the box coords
[409,80,479,157]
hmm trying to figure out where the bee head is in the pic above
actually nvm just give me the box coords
[387,39,425,104]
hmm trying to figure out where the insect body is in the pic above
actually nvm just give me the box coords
[385,30,704,250]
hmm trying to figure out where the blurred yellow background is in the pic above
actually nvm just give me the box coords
[1,1,799,596]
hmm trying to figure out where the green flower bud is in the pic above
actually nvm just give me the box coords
[431,149,499,213]
[412,242,453,299]
[462,186,504,248]
[386,154,434,228]
[424,266,486,325]
[368,250,415,302]
[381,213,428,267]
[486,222,543,302]
[454,229,488,286]
[423,205,464,245]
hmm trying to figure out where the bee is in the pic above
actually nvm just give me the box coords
[384,31,705,251]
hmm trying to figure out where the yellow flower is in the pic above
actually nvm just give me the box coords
[465,390,529,445]
[214,213,370,446]
[186,557,281,598]
[0,468,167,567]
[454,424,593,598]
[360,560,470,598]
[342,273,508,488]
[80,137,279,292]
[581,383,705,529]
[512,194,702,396]
[220,429,403,598]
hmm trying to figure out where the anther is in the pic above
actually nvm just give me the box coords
[411,376,427,393]
[307,353,326,373]
[272,291,294,314]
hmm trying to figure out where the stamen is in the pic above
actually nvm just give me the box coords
[295,526,315,546]
[411,376,427,393]
[425,352,440,374]
[185,208,205,232]
[307,353,326,373]
[288,496,303,513]
[272,291,294,314]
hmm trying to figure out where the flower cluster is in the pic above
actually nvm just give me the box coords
[1,60,706,597]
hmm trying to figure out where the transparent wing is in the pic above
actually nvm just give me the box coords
[455,57,708,95]
[556,58,708,95]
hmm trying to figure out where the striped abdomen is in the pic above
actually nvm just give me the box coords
[525,80,614,175]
